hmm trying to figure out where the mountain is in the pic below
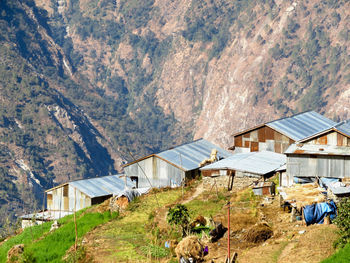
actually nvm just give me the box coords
[0,0,349,230]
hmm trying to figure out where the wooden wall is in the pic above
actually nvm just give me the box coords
[304,131,350,146]
[234,126,294,153]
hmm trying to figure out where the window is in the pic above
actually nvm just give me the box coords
[63,185,68,197]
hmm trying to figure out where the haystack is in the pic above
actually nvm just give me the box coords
[7,244,24,263]
[175,235,204,261]
[280,183,326,209]
[96,198,111,213]
[242,223,273,243]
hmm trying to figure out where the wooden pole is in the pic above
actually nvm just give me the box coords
[227,201,230,262]
[41,191,45,233]
[59,188,62,220]
[179,153,183,201]
[74,188,78,251]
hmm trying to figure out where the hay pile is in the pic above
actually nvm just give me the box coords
[281,183,326,209]
[7,244,24,263]
[114,196,129,211]
[242,223,273,243]
[96,198,111,213]
[175,235,204,261]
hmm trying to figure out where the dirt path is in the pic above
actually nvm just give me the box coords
[182,182,205,204]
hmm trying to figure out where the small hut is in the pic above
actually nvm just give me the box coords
[45,174,134,213]
[200,151,286,179]
[231,111,335,154]
[123,139,232,188]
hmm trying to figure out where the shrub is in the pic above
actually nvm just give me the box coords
[167,204,190,236]
[334,198,350,248]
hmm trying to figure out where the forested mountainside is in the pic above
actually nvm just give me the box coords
[0,0,349,230]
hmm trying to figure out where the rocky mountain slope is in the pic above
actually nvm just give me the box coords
[47,0,350,147]
[0,0,349,229]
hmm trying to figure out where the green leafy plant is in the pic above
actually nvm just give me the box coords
[334,198,350,248]
[167,204,190,236]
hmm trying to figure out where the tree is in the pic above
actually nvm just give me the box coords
[167,204,190,236]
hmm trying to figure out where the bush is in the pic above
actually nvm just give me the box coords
[334,198,350,248]
[167,204,190,236]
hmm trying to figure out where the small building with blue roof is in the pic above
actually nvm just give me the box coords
[232,111,336,153]
[123,138,232,188]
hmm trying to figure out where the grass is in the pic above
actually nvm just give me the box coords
[186,191,229,219]
[321,242,350,263]
[25,211,118,262]
[139,244,170,258]
[86,188,183,262]
[0,209,118,263]
[0,222,51,262]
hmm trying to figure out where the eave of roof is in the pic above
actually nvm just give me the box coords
[285,143,350,156]
[232,111,336,142]
[45,183,69,193]
[232,124,266,137]
[299,127,350,143]
[45,174,132,198]
[122,154,156,168]
[122,153,191,172]
[123,138,232,172]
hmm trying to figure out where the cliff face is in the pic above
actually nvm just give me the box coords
[149,0,350,147]
[0,0,349,229]
[47,0,349,148]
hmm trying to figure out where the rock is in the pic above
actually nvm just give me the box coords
[50,220,60,232]
[209,223,227,242]
[286,6,295,12]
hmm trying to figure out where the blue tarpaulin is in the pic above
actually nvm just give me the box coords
[303,201,337,225]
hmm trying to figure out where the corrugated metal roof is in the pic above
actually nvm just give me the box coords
[20,211,73,221]
[297,120,350,143]
[335,120,350,137]
[285,143,350,156]
[267,111,336,141]
[156,139,233,171]
[69,174,135,198]
[200,151,286,175]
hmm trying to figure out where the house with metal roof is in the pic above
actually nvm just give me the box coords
[123,139,232,188]
[200,151,286,178]
[45,174,134,214]
[20,210,73,228]
[232,111,336,154]
[298,119,350,146]
[285,120,350,181]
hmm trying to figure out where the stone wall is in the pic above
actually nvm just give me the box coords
[202,173,262,192]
